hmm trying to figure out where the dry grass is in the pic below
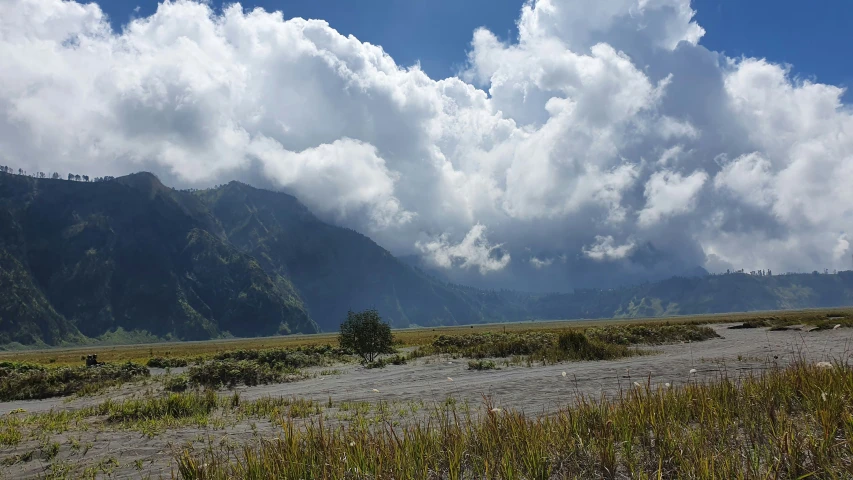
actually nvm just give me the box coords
[175,359,853,479]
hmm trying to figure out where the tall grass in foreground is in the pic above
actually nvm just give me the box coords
[177,360,853,479]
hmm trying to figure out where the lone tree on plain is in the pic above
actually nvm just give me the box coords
[339,308,394,363]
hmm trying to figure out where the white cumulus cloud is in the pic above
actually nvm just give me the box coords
[638,169,707,227]
[416,224,510,274]
[1,0,852,289]
[583,235,636,261]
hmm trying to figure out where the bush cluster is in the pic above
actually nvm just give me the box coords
[156,345,346,390]
[430,330,630,363]
[186,360,284,389]
[585,323,720,344]
[212,345,342,369]
[430,324,719,362]
[432,332,556,358]
[0,362,149,401]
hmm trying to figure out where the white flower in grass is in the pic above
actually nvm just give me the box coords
[349,441,356,447]
[821,392,828,401]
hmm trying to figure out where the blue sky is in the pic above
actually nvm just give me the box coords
[110,0,852,97]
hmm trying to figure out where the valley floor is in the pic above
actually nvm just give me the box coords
[1,323,851,479]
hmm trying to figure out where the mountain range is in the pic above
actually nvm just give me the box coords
[1,171,852,346]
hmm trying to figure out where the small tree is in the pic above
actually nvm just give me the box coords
[339,309,394,364]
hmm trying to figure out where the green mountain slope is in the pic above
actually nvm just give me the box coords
[0,172,317,344]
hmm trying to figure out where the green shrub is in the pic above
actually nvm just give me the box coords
[339,309,395,363]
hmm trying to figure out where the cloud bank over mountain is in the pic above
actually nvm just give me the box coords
[1,0,851,291]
